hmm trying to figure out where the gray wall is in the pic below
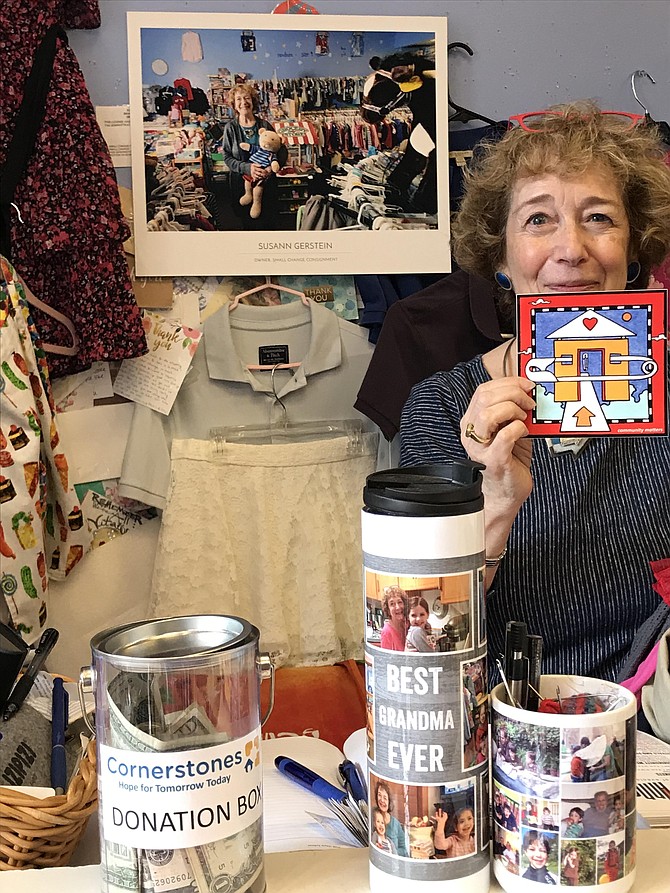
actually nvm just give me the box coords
[73,0,670,113]
[70,0,670,188]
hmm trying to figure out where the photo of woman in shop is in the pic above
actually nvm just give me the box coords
[222,84,287,230]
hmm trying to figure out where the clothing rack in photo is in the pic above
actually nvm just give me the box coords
[326,192,436,231]
[299,109,413,162]
[145,162,215,231]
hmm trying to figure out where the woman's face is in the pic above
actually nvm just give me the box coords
[234,91,254,116]
[456,809,474,838]
[502,168,630,295]
[386,594,406,623]
[409,604,428,627]
[526,838,549,869]
[377,786,390,812]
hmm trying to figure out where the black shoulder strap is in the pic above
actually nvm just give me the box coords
[0,25,68,259]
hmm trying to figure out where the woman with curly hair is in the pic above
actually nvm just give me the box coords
[379,584,409,651]
[400,101,670,682]
[221,84,285,228]
[373,780,409,857]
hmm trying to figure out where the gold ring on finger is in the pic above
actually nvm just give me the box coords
[465,422,492,445]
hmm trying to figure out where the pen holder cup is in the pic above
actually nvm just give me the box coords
[491,675,636,892]
[0,738,98,870]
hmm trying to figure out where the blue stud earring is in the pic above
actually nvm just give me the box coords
[626,261,641,284]
[495,271,513,291]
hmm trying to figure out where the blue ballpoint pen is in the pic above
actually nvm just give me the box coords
[274,756,348,803]
[51,677,69,795]
[338,759,367,803]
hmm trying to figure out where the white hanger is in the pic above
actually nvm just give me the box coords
[228,276,310,312]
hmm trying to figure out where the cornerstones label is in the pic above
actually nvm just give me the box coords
[99,730,262,849]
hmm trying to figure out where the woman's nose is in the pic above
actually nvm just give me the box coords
[553,221,589,263]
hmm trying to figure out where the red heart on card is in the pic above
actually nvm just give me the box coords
[583,317,598,330]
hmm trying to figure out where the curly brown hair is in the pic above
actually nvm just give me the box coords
[452,100,670,318]
[381,585,408,619]
[228,83,260,114]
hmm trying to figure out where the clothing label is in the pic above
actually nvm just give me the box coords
[99,730,262,849]
[258,344,289,366]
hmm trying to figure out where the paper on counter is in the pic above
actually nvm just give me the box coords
[636,731,670,827]
[262,736,353,853]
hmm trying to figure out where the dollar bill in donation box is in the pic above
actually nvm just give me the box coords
[80,615,275,893]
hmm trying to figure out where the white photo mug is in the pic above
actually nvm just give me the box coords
[491,674,636,892]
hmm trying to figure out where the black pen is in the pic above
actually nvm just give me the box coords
[51,677,69,795]
[505,621,528,709]
[3,628,59,721]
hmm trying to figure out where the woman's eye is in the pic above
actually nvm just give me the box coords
[527,213,548,226]
[587,213,613,224]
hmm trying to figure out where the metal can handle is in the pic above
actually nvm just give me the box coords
[78,665,97,737]
[258,652,275,726]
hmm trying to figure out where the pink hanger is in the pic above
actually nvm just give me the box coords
[18,276,79,356]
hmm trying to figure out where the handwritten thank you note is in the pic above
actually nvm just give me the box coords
[113,312,202,414]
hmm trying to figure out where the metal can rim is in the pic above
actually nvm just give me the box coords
[90,614,259,668]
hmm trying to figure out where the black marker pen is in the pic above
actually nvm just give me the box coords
[505,621,528,708]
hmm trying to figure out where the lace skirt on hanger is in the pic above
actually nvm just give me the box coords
[150,434,377,666]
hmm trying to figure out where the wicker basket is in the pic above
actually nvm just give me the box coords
[0,739,97,870]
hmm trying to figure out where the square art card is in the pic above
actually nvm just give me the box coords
[517,290,668,437]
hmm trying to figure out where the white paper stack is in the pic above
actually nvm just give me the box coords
[636,731,670,827]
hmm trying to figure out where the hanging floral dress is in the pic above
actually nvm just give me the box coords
[0,0,147,378]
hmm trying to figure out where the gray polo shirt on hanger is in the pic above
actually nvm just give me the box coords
[119,300,376,509]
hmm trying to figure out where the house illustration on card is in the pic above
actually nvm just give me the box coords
[547,310,635,403]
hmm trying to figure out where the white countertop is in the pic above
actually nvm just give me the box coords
[3,829,669,892]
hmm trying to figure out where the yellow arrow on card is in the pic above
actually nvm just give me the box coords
[573,407,596,427]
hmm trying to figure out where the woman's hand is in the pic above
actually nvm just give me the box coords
[250,163,269,180]
[460,377,535,572]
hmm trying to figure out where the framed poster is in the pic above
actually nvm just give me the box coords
[127,12,450,276]
[517,289,668,436]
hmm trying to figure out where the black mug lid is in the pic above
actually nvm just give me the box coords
[363,461,485,516]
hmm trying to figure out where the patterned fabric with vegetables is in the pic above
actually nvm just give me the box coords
[0,256,90,643]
